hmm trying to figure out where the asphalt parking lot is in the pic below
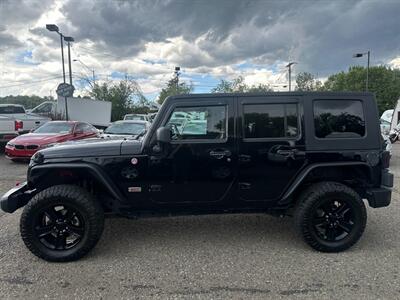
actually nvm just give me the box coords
[0,147,399,299]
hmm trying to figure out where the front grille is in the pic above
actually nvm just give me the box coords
[26,145,39,150]
[14,145,25,150]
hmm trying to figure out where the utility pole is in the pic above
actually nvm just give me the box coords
[175,66,181,90]
[366,50,370,91]
[64,36,74,86]
[286,62,297,91]
[60,35,66,83]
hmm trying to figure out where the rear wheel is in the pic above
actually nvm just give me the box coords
[295,182,367,252]
[20,185,104,262]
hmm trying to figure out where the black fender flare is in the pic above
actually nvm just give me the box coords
[278,161,372,204]
[29,163,126,203]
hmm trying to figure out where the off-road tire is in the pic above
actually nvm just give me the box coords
[294,181,367,252]
[20,185,104,262]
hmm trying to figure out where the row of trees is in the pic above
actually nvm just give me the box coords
[156,65,400,113]
[295,66,400,113]
[2,65,399,119]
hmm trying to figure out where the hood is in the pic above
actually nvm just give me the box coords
[9,133,70,145]
[39,138,143,159]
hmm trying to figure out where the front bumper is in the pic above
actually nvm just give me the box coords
[366,169,393,208]
[4,145,37,160]
[0,182,35,213]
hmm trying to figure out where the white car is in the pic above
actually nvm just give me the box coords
[101,120,151,139]
[123,114,152,122]
[0,104,50,134]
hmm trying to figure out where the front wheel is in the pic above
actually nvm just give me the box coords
[295,182,367,252]
[20,185,104,262]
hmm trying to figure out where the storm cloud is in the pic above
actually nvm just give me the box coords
[1,0,399,97]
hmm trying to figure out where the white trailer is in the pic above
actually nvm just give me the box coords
[30,97,112,128]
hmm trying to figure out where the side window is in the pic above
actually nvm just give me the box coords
[243,103,299,139]
[165,105,226,140]
[314,100,365,138]
[32,103,52,114]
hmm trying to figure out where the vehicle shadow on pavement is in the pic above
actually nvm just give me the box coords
[91,214,303,259]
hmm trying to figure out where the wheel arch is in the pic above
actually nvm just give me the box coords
[28,163,126,210]
[279,162,372,206]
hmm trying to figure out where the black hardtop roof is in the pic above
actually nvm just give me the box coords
[166,91,375,102]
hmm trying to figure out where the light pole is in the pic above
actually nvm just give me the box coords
[286,62,297,91]
[353,51,370,91]
[64,36,74,86]
[174,66,180,90]
[73,59,95,85]
[46,24,65,84]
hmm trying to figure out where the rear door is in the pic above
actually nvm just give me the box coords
[237,95,306,204]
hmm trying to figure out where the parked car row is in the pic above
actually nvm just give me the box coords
[1,103,157,162]
[3,119,152,162]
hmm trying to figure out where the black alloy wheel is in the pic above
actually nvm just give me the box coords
[34,204,85,250]
[311,199,354,242]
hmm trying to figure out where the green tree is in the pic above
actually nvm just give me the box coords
[157,75,193,104]
[0,95,55,109]
[323,66,400,113]
[89,79,148,121]
[295,72,323,91]
[212,76,273,93]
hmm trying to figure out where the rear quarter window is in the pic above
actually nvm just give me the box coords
[313,100,365,138]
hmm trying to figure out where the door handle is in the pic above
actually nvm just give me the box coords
[276,149,295,156]
[276,149,305,158]
[209,149,231,159]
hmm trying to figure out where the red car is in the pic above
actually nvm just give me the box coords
[5,121,99,161]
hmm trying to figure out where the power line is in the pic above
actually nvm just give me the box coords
[0,76,63,89]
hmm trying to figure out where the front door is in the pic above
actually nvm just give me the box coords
[148,98,236,205]
[237,96,306,204]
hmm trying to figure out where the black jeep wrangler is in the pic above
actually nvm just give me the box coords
[1,92,393,262]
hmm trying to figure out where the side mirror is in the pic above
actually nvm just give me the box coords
[74,130,83,136]
[156,126,171,143]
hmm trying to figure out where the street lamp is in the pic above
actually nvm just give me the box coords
[64,36,74,86]
[353,51,370,91]
[73,59,95,85]
[46,24,65,84]
[285,62,297,91]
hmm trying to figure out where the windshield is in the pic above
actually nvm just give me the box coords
[0,106,25,114]
[34,122,74,134]
[104,123,146,135]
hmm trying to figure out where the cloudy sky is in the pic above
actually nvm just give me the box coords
[0,0,399,101]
